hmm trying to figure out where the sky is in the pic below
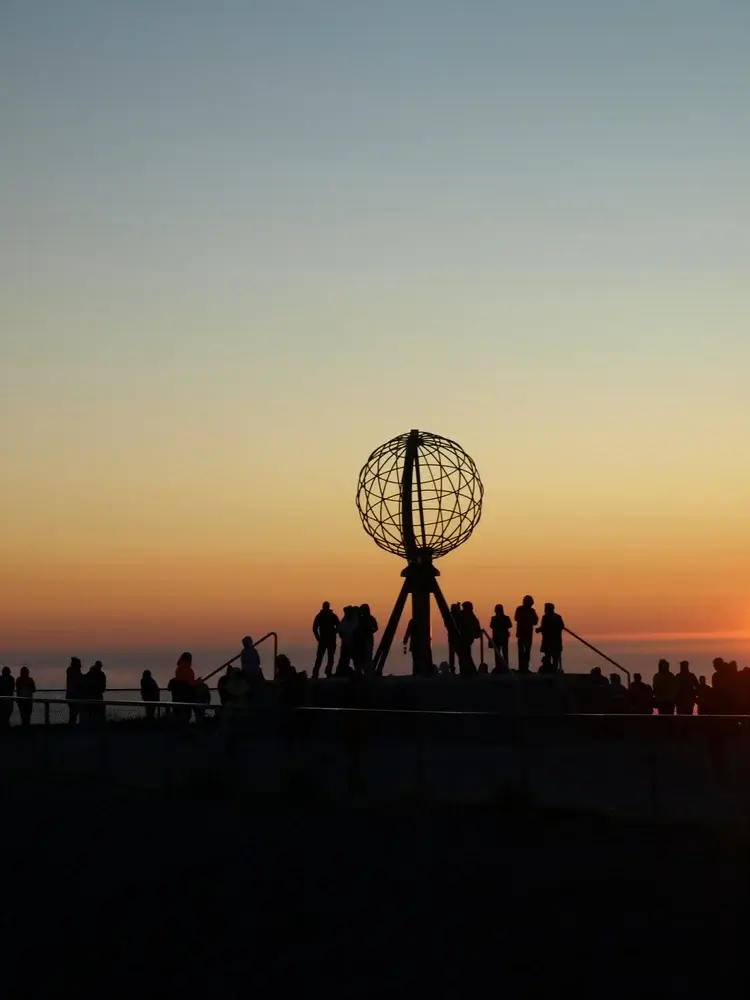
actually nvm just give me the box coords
[2,1,749,677]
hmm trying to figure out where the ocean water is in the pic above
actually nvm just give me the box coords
[2,633,748,692]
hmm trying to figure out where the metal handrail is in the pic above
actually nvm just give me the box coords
[0,693,747,719]
[0,692,208,727]
[197,631,278,684]
[563,627,631,685]
[0,695,199,708]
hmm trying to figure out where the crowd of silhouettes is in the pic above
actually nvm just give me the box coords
[312,602,379,677]
[4,610,750,725]
[0,666,36,727]
[308,594,566,678]
[619,657,750,716]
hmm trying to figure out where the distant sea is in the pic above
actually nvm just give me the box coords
[2,633,749,690]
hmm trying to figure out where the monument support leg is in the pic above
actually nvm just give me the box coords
[410,574,432,676]
[372,578,410,676]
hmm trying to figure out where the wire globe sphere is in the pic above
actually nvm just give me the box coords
[356,430,483,560]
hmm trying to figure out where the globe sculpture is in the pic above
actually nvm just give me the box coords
[356,429,484,675]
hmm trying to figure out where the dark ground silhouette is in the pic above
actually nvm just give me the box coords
[0,782,747,997]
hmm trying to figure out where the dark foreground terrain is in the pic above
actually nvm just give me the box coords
[1,778,748,998]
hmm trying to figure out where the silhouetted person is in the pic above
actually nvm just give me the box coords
[222,667,251,739]
[168,652,195,724]
[710,658,729,713]
[675,660,699,715]
[609,674,628,712]
[652,660,676,715]
[629,673,653,714]
[0,668,14,728]
[140,670,160,721]
[537,603,565,672]
[448,603,461,673]
[65,656,84,725]
[217,665,232,706]
[352,604,378,674]
[240,637,262,686]
[737,667,750,714]
[489,604,511,672]
[589,666,609,686]
[514,596,538,673]
[193,680,211,724]
[588,666,610,711]
[725,659,740,712]
[275,653,297,682]
[15,667,35,726]
[458,602,481,675]
[83,660,107,724]
[402,619,415,672]
[538,653,557,675]
[336,606,359,676]
[224,665,250,706]
[697,676,713,715]
[312,602,340,678]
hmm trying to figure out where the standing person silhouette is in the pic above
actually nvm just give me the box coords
[353,604,378,675]
[0,667,15,727]
[674,660,699,715]
[652,659,677,715]
[65,657,84,725]
[458,602,481,675]
[536,603,565,672]
[312,602,340,679]
[448,603,462,674]
[336,606,359,676]
[489,604,512,672]
[15,666,36,726]
[514,596,538,674]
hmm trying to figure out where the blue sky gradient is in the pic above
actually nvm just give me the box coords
[2,1,749,658]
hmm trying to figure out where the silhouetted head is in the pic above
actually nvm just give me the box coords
[729,660,738,673]
[462,601,473,611]
[658,659,670,673]
[494,604,504,614]
[20,666,29,678]
[360,604,370,615]
[544,602,554,613]
[590,667,602,678]
[679,660,689,673]
[699,676,707,686]
[712,657,724,671]
[610,674,621,687]
[142,670,152,679]
[241,637,253,650]
[275,654,293,678]
[1,667,10,678]
[633,673,642,683]
[522,595,534,608]
[93,660,103,670]
[178,651,193,665]
[322,601,330,611]
[450,603,460,613]
[69,657,82,670]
